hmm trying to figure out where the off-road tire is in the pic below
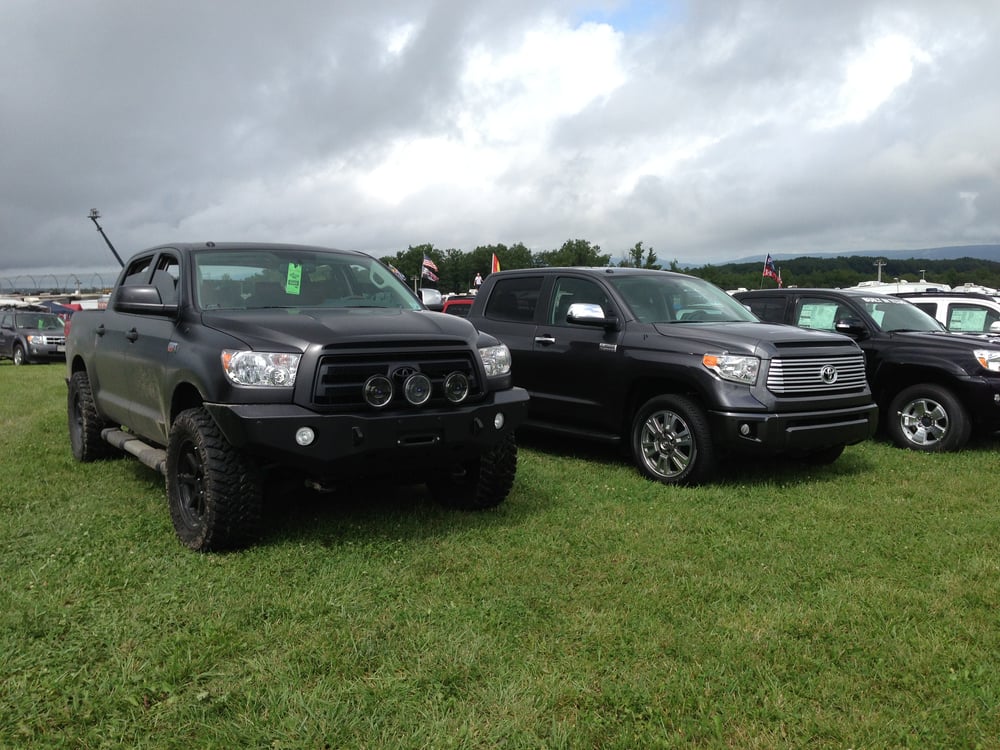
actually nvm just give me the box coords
[428,433,517,510]
[68,371,115,461]
[12,344,27,365]
[887,383,970,452]
[631,394,716,485]
[166,407,263,552]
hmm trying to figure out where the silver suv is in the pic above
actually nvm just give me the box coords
[895,292,1000,336]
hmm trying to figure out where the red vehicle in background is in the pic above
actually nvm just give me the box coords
[442,295,475,317]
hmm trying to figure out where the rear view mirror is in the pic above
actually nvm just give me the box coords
[567,302,619,331]
[114,285,178,316]
[835,317,867,337]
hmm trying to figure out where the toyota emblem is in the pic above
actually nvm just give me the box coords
[820,365,838,384]
[391,366,418,382]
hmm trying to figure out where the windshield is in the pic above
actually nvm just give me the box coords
[859,296,946,333]
[15,313,64,330]
[194,248,423,311]
[609,274,759,324]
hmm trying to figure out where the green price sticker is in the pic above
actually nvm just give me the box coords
[285,263,302,295]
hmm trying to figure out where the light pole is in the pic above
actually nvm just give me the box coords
[89,208,124,267]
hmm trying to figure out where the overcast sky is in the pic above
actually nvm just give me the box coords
[2,0,998,282]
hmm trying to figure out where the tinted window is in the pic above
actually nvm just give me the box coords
[121,256,154,286]
[484,277,542,322]
[741,297,786,324]
[549,277,613,324]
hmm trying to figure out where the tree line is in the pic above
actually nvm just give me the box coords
[381,241,1000,293]
[688,255,1000,291]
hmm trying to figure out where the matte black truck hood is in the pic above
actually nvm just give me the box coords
[202,308,478,351]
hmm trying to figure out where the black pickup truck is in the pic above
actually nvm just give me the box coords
[467,267,878,485]
[734,288,1000,452]
[65,242,529,551]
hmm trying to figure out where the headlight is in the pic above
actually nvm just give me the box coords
[221,350,300,386]
[702,353,760,384]
[479,344,512,377]
[974,349,1000,372]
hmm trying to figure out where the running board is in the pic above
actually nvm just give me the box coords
[102,428,168,476]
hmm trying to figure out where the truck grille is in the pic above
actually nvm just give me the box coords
[766,354,867,394]
[312,345,483,409]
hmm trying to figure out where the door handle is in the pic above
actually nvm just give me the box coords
[534,335,556,345]
[96,324,106,337]
[126,328,139,342]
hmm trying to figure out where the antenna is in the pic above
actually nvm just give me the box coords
[88,209,124,267]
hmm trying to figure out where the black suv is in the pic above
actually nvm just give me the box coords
[734,288,1000,452]
[0,308,67,365]
[468,267,877,485]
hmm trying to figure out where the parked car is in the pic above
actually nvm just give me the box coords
[734,288,1000,452]
[418,288,444,311]
[894,292,1000,336]
[468,267,877,485]
[0,308,67,365]
[442,295,475,317]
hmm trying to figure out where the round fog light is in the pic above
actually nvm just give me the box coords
[363,375,393,408]
[494,412,505,430]
[404,373,432,405]
[295,427,315,446]
[443,372,470,403]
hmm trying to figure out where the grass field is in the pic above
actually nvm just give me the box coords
[2,361,999,748]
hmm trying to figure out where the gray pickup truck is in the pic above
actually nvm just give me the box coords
[468,267,878,484]
[65,242,529,551]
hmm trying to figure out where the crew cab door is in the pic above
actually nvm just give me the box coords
[125,252,181,444]
[88,255,156,426]
[479,273,625,431]
[91,251,180,443]
[528,275,626,429]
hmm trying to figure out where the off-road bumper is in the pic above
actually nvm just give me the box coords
[204,387,530,473]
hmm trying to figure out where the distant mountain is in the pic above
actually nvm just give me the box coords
[729,244,1000,264]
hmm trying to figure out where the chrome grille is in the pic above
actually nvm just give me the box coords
[766,354,867,394]
[31,335,66,346]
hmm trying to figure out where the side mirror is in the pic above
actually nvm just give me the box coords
[114,285,179,316]
[990,321,1000,334]
[835,317,867,338]
[567,302,620,331]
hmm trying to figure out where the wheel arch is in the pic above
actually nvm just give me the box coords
[623,376,704,438]
[169,382,205,428]
[872,364,961,411]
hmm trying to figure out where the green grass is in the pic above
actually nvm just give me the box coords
[2,361,1000,748]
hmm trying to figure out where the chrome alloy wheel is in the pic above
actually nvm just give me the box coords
[638,408,696,480]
